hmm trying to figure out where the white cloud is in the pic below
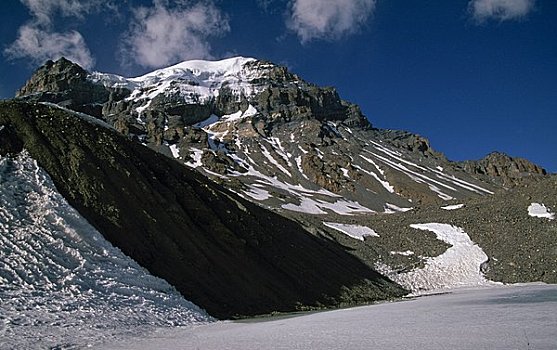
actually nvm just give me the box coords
[20,0,109,25]
[121,0,230,69]
[257,0,280,12]
[287,0,376,43]
[468,0,535,22]
[4,0,116,69]
[5,24,94,69]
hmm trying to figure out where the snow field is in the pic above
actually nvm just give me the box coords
[106,284,557,350]
[377,223,499,293]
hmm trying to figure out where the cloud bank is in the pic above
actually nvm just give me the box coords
[121,0,230,69]
[4,0,113,69]
[469,0,535,22]
[287,0,376,43]
[19,0,108,25]
[5,24,94,69]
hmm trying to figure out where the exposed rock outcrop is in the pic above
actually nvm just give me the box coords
[461,151,547,187]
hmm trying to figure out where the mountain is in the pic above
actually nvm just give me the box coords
[0,100,405,320]
[5,57,556,319]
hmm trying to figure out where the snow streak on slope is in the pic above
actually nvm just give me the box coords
[0,152,212,349]
[323,222,379,241]
[377,223,498,293]
[441,204,465,210]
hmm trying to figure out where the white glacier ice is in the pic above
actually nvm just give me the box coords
[0,152,212,349]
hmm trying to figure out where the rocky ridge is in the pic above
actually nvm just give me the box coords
[16,57,541,212]
[460,151,547,187]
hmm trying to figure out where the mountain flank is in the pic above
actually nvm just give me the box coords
[0,100,405,319]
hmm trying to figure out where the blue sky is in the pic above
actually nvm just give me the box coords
[1,0,556,172]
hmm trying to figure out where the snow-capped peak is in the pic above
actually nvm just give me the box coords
[143,56,257,78]
[88,56,265,115]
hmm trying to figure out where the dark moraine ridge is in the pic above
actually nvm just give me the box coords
[0,100,406,319]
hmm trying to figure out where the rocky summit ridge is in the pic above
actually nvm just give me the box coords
[6,57,556,316]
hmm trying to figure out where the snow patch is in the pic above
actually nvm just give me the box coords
[39,102,115,130]
[243,186,272,201]
[441,204,465,210]
[259,142,291,177]
[384,203,413,213]
[390,250,415,256]
[379,223,498,293]
[222,104,258,122]
[282,197,374,215]
[184,148,204,168]
[528,203,555,220]
[353,162,395,193]
[323,222,379,241]
[193,114,219,128]
[169,144,180,159]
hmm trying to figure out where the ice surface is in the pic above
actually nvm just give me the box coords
[0,152,212,349]
[106,284,557,350]
[323,222,379,240]
[528,203,555,220]
[378,223,499,293]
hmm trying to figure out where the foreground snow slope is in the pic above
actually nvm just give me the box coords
[106,284,557,350]
[0,152,212,349]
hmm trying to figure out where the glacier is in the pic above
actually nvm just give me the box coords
[0,152,212,349]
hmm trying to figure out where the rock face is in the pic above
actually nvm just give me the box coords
[16,57,109,117]
[0,100,406,319]
[460,152,547,187]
